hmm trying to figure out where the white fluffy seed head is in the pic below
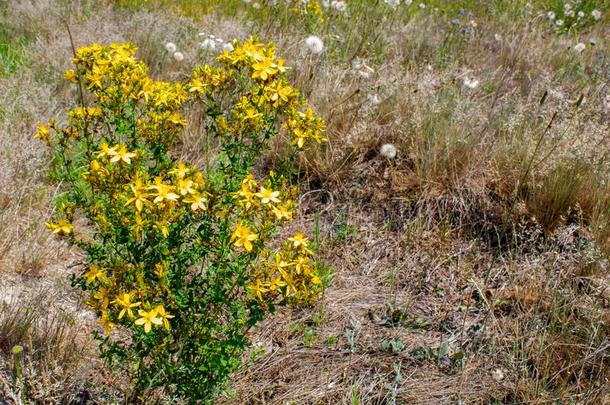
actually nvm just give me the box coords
[591,9,602,20]
[223,42,235,52]
[201,38,216,52]
[173,52,184,62]
[331,0,347,12]
[165,42,177,53]
[463,77,480,89]
[367,94,381,105]
[380,143,398,159]
[573,42,586,53]
[384,0,400,9]
[304,35,324,54]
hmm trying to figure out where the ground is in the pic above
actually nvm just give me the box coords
[0,0,609,404]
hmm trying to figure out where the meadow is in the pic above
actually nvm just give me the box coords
[0,0,608,403]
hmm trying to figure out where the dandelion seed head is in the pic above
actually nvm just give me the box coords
[591,9,602,20]
[573,42,586,53]
[173,52,184,62]
[380,143,398,159]
[201,38,217,52]
[331,0,347,12]
[165,42,177,53]
[384,0,401,9]
[367,94,381,105]
[463,77,480,89]
[304,35,324,54]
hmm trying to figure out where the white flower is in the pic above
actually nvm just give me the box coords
[463,77,480,89]
[577,11,585,18]
[252,2,261,9]
[331,0,347,12]
[565,9,574,17]
[384,0,400,9]
[353,59,374,79]
[304,35,324,54]
[591,9,602,20]
[492,368,505,382]
[165,42,177,53]
[418,3,426,9]
[573,42,586,53]
[173,52,184,62]
[201,38,217,52]
[380,144,398,159]
[405,0,412,5]
[494,33,502,41]
[547,11,555,20]
[223,42,235,52]
[358,66,374,79]
[555,19,564,26]
[367,94,381,105]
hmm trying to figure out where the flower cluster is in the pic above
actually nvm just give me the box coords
[193,38,326,150]
[39,40,327,401]
[546,3,605,33]
[249,233,323,305]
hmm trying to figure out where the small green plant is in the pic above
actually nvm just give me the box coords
[38,40,327,402]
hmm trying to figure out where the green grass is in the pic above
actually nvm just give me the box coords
[0,28,28,76]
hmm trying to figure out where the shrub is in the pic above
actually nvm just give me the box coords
[36,40,327,402]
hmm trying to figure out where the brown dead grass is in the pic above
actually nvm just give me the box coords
[0,1,608,404]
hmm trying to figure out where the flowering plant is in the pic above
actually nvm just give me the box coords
[37,40,327,401]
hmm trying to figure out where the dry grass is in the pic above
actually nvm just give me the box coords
[1,0,609,403]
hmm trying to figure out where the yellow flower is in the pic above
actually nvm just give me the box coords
[183,192,208,212]
[134,308,162,333]
[155,221,170,238]
[63,69,78,83]
[175,178,195,196]
[154,305,174,331]
[288,233,313,254]
[256,187,280,204]
[45,219,73,235]
[291,127,308,149]
[265,80,295,106]
[83,264,110,285]
[124,178,150,212]
[92,287,110,310]
[231,223,258,252]
[248,279,269,302]
[154,263,167,278]
[33,124,51,143]
[99,311,116,335]
[271,202,293,221]
[251,58,277,81]
[268,277,286,294]
[148,178,180,204]
[96,142,116,158]
[113,292,141,319]
[168,162,191,179]
[110,144,137,164]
